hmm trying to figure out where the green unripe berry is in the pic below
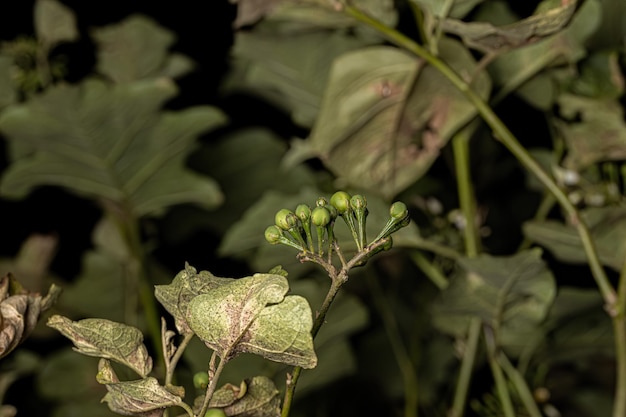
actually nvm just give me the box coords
[350,194,367,211]
[264,225,283,244]
[330,191,351,214]
[311,206,331,227]
[295,204,311,222]
[204,409,227,417]
[193,372,209,389]
[390,201,409,220]
[275,209,298,230]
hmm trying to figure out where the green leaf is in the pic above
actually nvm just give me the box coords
[569,51,625,99]
[209,376,281,417]
[97,359,183,415]
[411,0,484,19]
[92,15,194,83]
[187,273,317,368]
[227,32,374,127]
[554,94,626,170]
[34,0,79,48]
[296,40,490,198]
[47,315,152,377]
[0,55,17,109]
[0,78,225,216]
[523,206,626,271]
[440,0,577,53]
[154,264,234,335]
[432,249,556,356]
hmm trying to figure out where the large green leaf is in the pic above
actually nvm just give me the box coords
[291,40,490,198]
[0,78,225,216]
[523,206,626,271]
[187,273,317,368]
[226,31,373,127]
[432,249,556,356]
[92,15,194,82]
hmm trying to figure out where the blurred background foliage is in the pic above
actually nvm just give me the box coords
[0,0,625,416]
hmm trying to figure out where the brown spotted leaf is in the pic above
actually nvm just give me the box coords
[208,376,281,417]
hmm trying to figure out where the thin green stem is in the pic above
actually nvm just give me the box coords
[484,327,515,417]
[498,353,542,417]
[449,318,481,417]
[409,250,449,290]
[452,123,481,257]
[342,2,616,309]
[366,271,419,417]
[412,238,462,260]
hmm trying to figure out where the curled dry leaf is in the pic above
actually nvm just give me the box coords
[0,273,61,360]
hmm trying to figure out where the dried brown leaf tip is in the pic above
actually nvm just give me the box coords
[0,272,61,360]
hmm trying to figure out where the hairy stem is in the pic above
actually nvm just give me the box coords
[484,327,515,417]
[198,351,227,417]
[449,318,481,417]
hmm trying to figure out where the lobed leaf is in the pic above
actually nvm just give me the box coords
[47,315,152,377]
[0,78,225,216]
[92,15,194,83]
[34,0,79,48]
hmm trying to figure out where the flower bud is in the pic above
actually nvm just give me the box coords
[330,191,351,214]
[350,194,367,211]
[295,204,311,222]
[311,206,331,227]
[264,225,283,244]
[275,209,297,231]
[390,201,408,220]
[204,409,227,417]
[316,197,328,207]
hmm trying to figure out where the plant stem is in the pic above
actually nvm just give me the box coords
[342,1,616,309]
[447,122,482,417]
[449,318,481,417]
[484,327,515,417]
[366,271,419,417]
[409,250,449,290]
[198,351,227,417]
[452,123,481,257]
[412,238,462,260]
[498,353,542,417]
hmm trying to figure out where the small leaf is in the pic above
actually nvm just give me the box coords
[34,0,79,48]
[97,359,183,416]
[187,273,317,368]
[440,0,577,53]
[92,15,192,83]
[154,264,234,334]
[47,315,152,377]
[523,206,626,271]
[432,249,556,356]
[210,376,281,417]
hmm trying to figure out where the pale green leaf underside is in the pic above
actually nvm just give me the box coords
[210,376,281,417]
[0,78,225,216]
[187,273,317,368]
[47,315,152,377]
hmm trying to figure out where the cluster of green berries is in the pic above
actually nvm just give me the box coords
[264,191,410,256]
